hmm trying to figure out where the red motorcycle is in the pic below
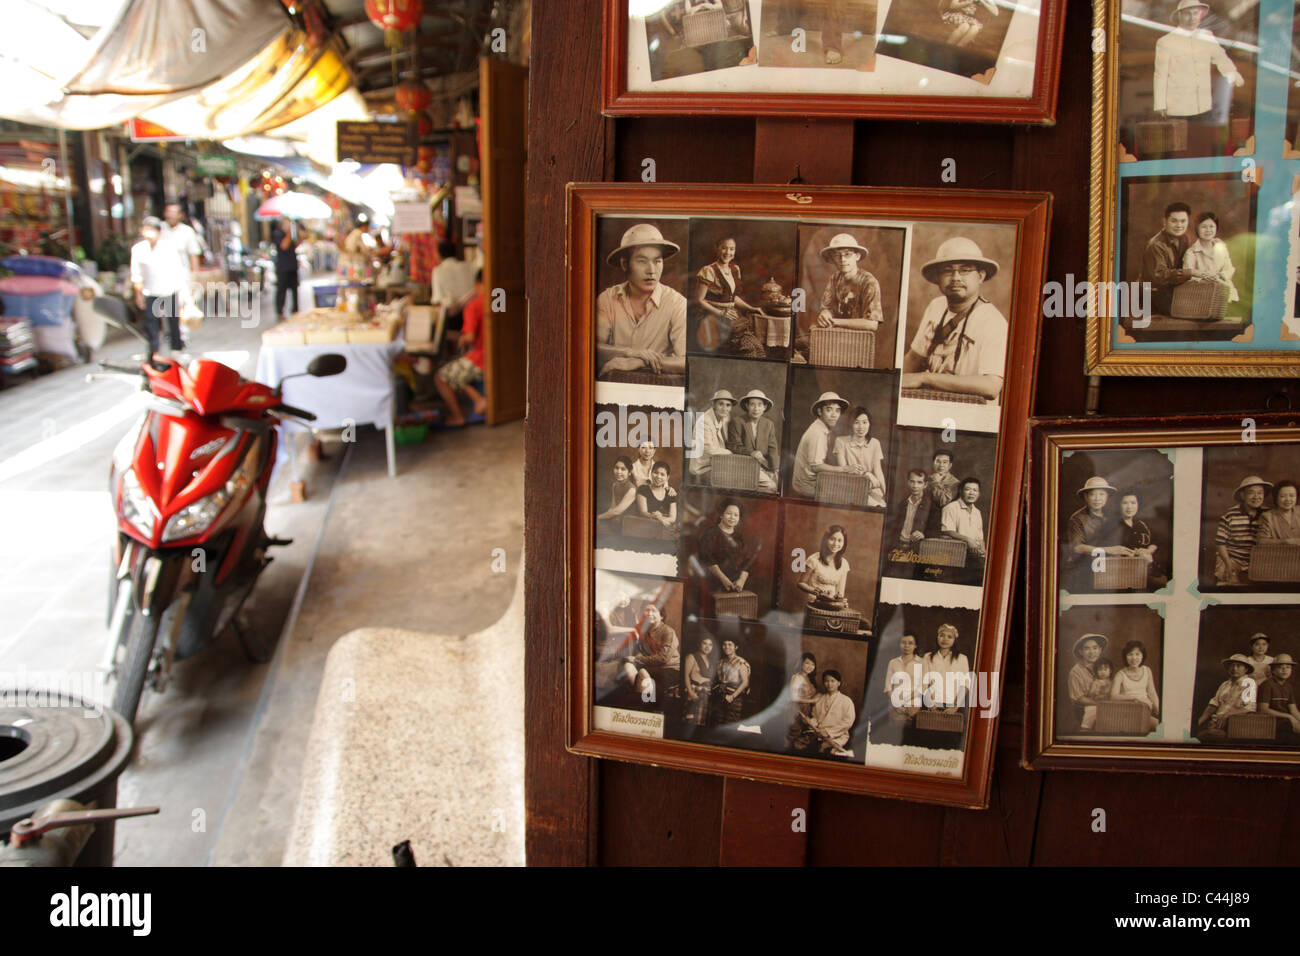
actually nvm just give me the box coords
[95,337,345,726]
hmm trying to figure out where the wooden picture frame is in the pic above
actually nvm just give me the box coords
[1026,412,1300,773]
[1085,0,1300,376]
[567,183,1051,808]
[602,0,1067,123]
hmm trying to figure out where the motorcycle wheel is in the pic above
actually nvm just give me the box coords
[112,610,159,728]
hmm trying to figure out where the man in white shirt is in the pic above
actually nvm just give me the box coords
[1153,0,1244,119]
[791,391,848,498]
[689,389,735,480]
[941,477,987,569]
[793,670,855,756]
[901,237,1007,404]
[130,217,187,355]
[161,202,202,276]
[595,223,687,378]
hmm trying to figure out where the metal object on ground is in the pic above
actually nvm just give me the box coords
[0,691,134,866]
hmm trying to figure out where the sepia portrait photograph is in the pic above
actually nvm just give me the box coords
[783,365,898,507]
[867,602,981,750]
[884,426,997,586]
[687,217,799,361]
[897,221,1015,433]
[1117,0,1258,160]
[1055,604,1165,740]
[775,500,883,637]
[1198,442,1300,591]
[1055,447,1173,595]
[765,628,871,761]
[758,0,878,69]
[594,401,687,577]
[593,571,686,731]
[681,489,782,621]
[639,0,757,82]
[673,616,781,745]
[685,354,789,495]
[1118,173,1255,340]
[878,0,1015,81]
[1189,604,1300,746]
[595,215,692,387]
[793,222,907,371]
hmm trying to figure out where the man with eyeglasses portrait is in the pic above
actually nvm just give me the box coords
[901,237,1008,404]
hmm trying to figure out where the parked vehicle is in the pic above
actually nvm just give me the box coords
[93,325,345,726]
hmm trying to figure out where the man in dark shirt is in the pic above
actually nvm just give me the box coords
[272,217,300,319]
[1141,202,1192,317]
[1257,653,1300,736]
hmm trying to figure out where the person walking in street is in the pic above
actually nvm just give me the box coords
[129,216,186,356]
[272,216,301,319]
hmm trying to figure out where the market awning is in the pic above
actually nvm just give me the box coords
[255,191,332,221]
[0,0,354,139]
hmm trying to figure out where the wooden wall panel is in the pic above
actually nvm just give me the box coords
[524,0,1300,866]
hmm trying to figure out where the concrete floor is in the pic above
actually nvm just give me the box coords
[0,282,523,866]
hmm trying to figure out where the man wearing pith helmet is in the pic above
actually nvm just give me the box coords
[901,236,1007,404]
[596,223,687,378]
[1153,0,1244,120]
[793,232,883,364]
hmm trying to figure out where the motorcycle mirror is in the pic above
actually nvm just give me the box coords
[307,354,347,377]
[91,295,150,346]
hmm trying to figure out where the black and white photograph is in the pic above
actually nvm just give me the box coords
[775,500,883,637]
[1189,604,1300,745]
[878,0,1014,81]
[681,489,782,621]
[593,571,686,736]
[1119,173,1255,340]
[758,0,878,69]
[595,215,691,386]
[1055,604,1165,739]
[793,222,907,371]
[883,426,997,586]
[782,364,898,507]
[897,221,1015,434]
[687,217,798,361]
[768,629,871,761]
[594,401,687,577]
[1056,447,1173,594]
[673,616,782,746]
[639,0,757,83]
[1198,442,1300,591]
[867,602,981,752]
[685,354,788,494]
[1117,0,1258,160]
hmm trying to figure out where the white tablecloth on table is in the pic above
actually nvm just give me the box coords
[254,338,405,431]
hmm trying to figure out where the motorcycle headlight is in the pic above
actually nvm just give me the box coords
[119,468,157,539]
[161,461,254,543]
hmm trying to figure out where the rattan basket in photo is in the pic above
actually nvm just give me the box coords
[713,589,758,618]
[1093,555,1148,590]
[805,604,861,634]
[915,710,965,732]
[1170,279,1228,320]
[621,515,673,540]
[1095,700,1150,734]
[1248,543,1300,583]
[918,537,967,567]
[1227,713,1278,740]
[710,453,759,491]
[815,470,872,507]
[900,386,987,405]
[809,327,875,368]
[1135,118,1188,154]
[681,7,729,45]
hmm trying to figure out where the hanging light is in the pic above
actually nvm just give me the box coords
[364,0,424,50]
[395,79,433,113]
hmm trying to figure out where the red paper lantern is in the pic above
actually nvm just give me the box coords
[395,79,432,113]
[365,0,423,49]
[417,112,433,138]
[416,145,435,174]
